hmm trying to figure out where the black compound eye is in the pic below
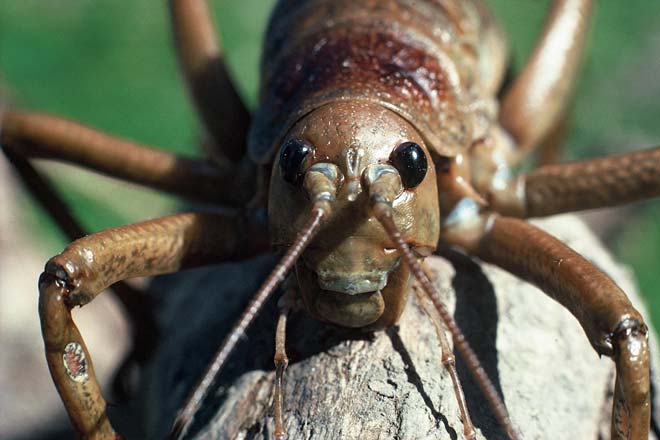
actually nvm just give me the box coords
[390,141,428,188]
[279,138,314,185]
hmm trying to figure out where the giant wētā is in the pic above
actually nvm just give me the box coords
[1,0,660,439]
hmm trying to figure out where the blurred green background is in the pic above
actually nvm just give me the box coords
[1,0,659,326]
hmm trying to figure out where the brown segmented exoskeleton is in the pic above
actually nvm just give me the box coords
[1,0,659,439]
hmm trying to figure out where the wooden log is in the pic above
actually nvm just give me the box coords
[139,215,660,439]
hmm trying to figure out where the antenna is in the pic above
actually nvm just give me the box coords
[367,170,521,440]
[169,166,339,439]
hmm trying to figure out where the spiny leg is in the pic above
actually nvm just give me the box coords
[413,274,476,440]
[40,212,268,438]
[1,103,259,385]
[0,110,254,205]
[444,214,650,439]
[169,0,251,162]
[1,109,253,394]
[4,143,159,399]
[499,0,593,163]
[487,146,660,217]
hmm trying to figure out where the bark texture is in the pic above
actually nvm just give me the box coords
[140,215,660,439]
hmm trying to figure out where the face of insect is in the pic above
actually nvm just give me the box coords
[269,101,440,328]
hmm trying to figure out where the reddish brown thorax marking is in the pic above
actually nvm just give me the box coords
[249,0,481,164]
[270,29,451,110]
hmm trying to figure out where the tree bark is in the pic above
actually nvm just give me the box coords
[140,215,660,439]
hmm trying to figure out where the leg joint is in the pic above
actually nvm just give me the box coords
[442,353,456,368]
[38,270,73,350]
[43,257,93,307]
[274,355,289,368]
[613,317,648,344]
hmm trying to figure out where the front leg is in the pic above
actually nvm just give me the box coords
[443,215,650,439]
[39,212,268,438]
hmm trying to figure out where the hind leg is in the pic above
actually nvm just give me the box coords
[499,0,593,163]
[169,0,251,162]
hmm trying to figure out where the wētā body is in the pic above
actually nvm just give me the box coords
[1,0,660,439]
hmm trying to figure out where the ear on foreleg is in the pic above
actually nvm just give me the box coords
[39,270,118,439]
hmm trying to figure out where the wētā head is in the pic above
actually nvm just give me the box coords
[268,100,440,328]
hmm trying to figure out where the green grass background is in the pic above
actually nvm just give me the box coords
[1,1,659,325]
